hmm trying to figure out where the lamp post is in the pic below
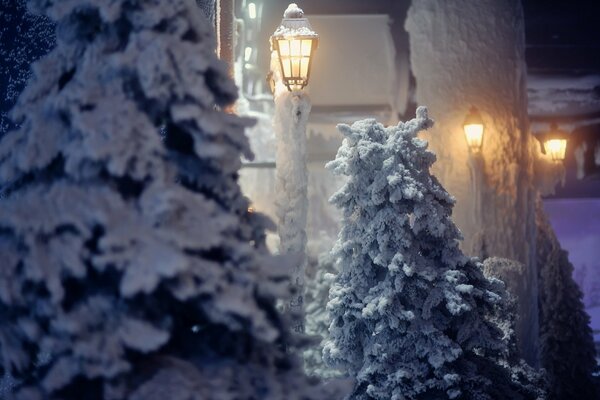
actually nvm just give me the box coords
[464,106,486,257]
[543,123,568,163]
[270,3,318,334]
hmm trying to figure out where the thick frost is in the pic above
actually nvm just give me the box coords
[0,0,329,398]
[323,109,543,400]
[273,89,311,333]
[405,0,547,367]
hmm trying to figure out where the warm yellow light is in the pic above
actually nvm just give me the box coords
[544,138,567,162]
[463,106,485,152]
[248,3,257,19]
[464,124,484,151]
[248,206,255,213]
[270,4,318,92]
[274,37,316,91]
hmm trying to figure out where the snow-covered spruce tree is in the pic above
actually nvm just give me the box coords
[0,1,328,399]
[537,203,599,400]
[323,108,542,400]
[482,258,546,398]
[304,248,343,379]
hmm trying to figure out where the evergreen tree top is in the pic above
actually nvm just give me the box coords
[0,1,326,398]
[323,109,537,400]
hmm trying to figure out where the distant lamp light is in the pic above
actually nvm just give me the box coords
[270,3,318,92]
[463,106,485,152]
[544,123,568,162]
[247,206,255,213]
[248,3,257,19]
[244,46,253,62]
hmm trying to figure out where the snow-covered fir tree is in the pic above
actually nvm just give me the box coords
[0,0,328,398]
[304,246,342,379]
[482,258,546,398]
[195,0,215,25]
[323,108,543,400]
[536,203,599,400]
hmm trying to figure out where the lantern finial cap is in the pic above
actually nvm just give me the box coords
[284,3,304,19]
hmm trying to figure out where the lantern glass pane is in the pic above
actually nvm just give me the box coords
[544,139,567,162]
[274,36,316,90]
[464,124,484,150]
[282,59,292,78]
[292,58,300,76]
[290,39,302,57]
[279,40,290,56]
[301,39,312,56]
[300,59,309,78]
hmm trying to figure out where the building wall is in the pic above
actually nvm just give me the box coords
[406,0,541,366]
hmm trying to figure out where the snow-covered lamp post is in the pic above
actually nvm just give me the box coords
[464,106,486,254]
[543,123,568,163]
[270,3,318,334]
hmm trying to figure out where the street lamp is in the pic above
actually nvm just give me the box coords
[463,107,485,253]
[463,106,485,152]
[269,3,318,334]
[543,123,568,163]
[270,4,319,92]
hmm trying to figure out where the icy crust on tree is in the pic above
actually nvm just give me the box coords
[0,0,327,398]
[304,249,343,379]
[536,201,599,400]
[323,108,541,400]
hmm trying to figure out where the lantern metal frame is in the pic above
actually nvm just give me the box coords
[270,6,319,92]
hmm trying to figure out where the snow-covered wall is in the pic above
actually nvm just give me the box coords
[406,0,540,366]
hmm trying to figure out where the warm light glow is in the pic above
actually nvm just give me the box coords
[248,3,257,19]
[464,124,484,151]
[244,46,252,62]
[463,106,485,152]
[544,139,567,162]
[248,206,255,213]
[270,4,318,92]
[274,37,316,91]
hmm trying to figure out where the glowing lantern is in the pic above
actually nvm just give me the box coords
[463,106,485,152]
[544,123,568,162]
[270,3,318,92]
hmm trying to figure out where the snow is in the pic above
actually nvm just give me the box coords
[283,3,304,19]
[322,108,542,399]
[483,257,539,366]
[406,0,543,366]
[0,0,330,397]
[272,3,317,39]
[528,74,600,116]
[273,89,311,333]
